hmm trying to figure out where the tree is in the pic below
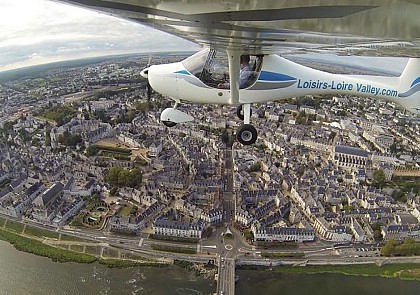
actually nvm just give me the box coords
[110,187,119,196]
[392,189,406,202]
[373,169,386,189]
[86,145,99,156]
[45,128,51,147]
[249,162,261,172]
[135,101,151,112]
[374,230,383,241]
[105,167,142,188]
[58,131,82,147]
[381,239,397,256]
[296,112,307,124]
[106,167,120,185]
[93,110,111,123]
[18,129,31,142]
[130,206,138,215]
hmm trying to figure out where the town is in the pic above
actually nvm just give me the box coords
[1,53,420,258]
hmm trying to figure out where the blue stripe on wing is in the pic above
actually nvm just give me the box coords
[175,70,190,75]
[410,77,420,88]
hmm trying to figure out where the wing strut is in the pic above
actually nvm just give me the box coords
[227,50,240,105]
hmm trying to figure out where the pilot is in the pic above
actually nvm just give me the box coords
[218,55,254,89]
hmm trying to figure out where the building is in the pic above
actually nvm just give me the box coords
[201,208,223,225]
[148,142,163,157]
[153,218,205,239]
[252,224,315,242]
[334,145,369,169]
[33,183,64,207]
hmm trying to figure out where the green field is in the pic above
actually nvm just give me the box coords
[149,234,199,244]
[59,234,87,242]
[23,226,60,239]
[69,244,85,252]
[261,252,305,258]
[116,205,132,217]
[151,244,197,255]
[85,245,101,256]
[5,220,25,233]
[263,263,420,281]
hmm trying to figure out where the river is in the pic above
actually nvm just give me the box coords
[3,239,420,295]
[0,241,215,295]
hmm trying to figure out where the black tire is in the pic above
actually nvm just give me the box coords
[162,121,177,127]
[236,124,257,145]
[236,105,252,120]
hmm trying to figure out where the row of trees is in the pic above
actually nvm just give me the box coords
[381,238,420,256]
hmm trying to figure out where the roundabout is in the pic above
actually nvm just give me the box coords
[225,244,233,251]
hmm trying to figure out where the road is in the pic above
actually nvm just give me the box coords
[222,146,235,223]
[217,257,235,295]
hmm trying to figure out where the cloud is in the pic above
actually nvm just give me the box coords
[0,0,199,71]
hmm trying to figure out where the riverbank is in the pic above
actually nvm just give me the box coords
[0,227,97,263]
[238,263,420,281]
[0,240,217,295]
[174,259,217,279]
[0,226,166,268]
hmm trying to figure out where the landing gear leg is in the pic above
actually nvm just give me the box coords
[236,105,252,120]
[236,104,257,145]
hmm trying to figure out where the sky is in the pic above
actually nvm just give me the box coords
[0,0,199,72]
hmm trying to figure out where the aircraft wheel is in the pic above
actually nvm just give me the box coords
[162,121,177,127]
[236,124,257,145]
[236,105,252,120]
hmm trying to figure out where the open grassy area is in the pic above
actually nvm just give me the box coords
[69,244,85,253]
[256,241,299,249]
[261,252,305,259]
[85,245,101,256]
[265,263,420,281]
[149,234,199,244]
[23,226,60,239]
[59,234,88,242]
[5,220,25,233]
[102,247,120,258]
[116,205,132,217]
[151,244,197,255]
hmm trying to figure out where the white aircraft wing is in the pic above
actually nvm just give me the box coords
[57,0,420,56]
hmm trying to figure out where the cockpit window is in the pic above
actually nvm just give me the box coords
[182,48,263,89]
[182,48,209,77]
